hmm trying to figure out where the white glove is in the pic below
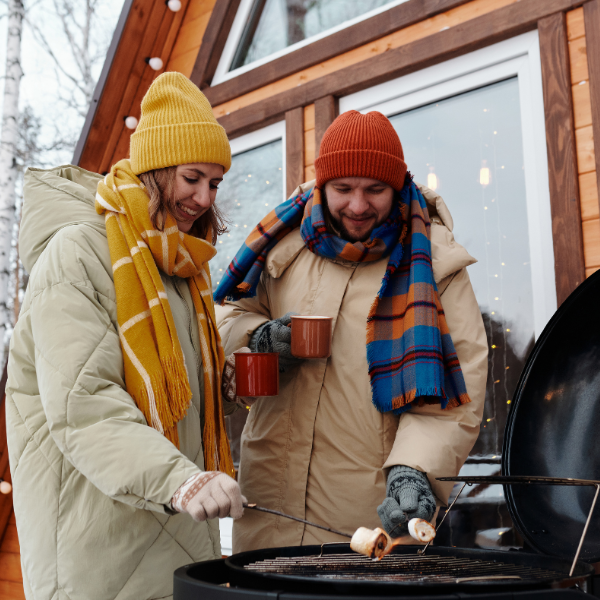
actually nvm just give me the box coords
[171,471,247,521]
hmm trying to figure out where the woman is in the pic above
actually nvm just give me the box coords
[5,72,244,600]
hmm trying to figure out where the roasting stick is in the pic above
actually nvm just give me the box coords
[418,482,468,556]
[243,502,353,538]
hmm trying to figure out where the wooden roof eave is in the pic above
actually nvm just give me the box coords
[72,0,135,168]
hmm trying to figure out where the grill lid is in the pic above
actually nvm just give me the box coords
[501,269,600,561]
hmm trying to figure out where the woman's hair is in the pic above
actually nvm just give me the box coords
[139,166,227,245]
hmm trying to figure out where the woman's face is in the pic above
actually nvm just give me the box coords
[172,163,224,233]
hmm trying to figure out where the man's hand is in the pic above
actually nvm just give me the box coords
[249,312,303,372]
[377,466,436,535]
[222,347,257,407]
[171,472,247,521]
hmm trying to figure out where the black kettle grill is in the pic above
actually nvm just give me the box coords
[174,269,600,599]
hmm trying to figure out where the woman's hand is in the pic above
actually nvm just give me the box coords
[171,472,247,521]
[222,347,257,407]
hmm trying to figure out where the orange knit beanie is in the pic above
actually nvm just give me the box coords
[314,110,407,191]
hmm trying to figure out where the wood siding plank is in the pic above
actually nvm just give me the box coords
[169,10,212,60]
[304,164,316,183]
[303,104,315,132]
[286,108,304,197]
[570,36,589,84]
[580,171,599,220]
[204,0,479,107]
[573,80,592,129]
[584,0,600,229]
[539,12,585,305]
[314,96,338,159]
[304,129,315,167]
[191,0,241,89]
[575,124,596,174]
[167,45,203,78]
[0,521,19,555]
[0,580,25,600]
[217,0,583,138]
[0,552,21,583]
[583,219,600,266]
[586,266,599,277]
[567,6,585,40]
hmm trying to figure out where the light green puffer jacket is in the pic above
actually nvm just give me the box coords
[6,165,228,600]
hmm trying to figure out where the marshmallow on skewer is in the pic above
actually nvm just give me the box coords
[350,519,436,560]
[350,527,390,559]
[407,518,436,543]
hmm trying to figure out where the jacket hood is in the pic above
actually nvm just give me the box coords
[20,165,105,273]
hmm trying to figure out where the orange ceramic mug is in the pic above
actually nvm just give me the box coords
[291,316,333,359]
[234,352,279,397]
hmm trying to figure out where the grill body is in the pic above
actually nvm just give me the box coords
[174,543,593,599]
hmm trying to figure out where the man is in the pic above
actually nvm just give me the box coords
[215,111,487,552]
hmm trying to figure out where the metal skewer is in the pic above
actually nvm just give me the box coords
[418,482,468,556]
[243,502,353,538]
[569,483,600,577]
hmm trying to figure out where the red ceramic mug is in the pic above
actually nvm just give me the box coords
[291,316,333,359]
[234,352,279,397]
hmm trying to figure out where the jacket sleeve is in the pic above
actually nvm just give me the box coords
[28,232,201,514]
[382,267,488,504]
[216,276,272,355]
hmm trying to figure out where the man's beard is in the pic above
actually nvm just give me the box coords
[328,213,376,243]
[322,194,379,243]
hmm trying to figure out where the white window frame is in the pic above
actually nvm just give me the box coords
[212,0,410,86]
[228,120,287,202]
[340,31,555,340]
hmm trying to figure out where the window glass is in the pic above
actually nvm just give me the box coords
[214,138,283,469]
[212,139,284,291]
[231,0,396,70]
[388,77,534,548]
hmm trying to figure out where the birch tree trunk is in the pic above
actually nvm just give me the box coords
[0,0,24,365]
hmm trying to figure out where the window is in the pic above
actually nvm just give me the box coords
[212,122,286,289]
[216,121,285,468]
[213,0,408,84]
[388,78,533,458]
[341,31,554,549]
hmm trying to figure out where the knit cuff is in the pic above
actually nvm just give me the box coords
[171,472,220,512]
[249,322,269,353]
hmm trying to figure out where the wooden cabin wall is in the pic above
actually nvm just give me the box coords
[303,104,315,183]
[0,513,23,600]
[568,7,600,276]
[78,0,217,174]
[211,0,519,120]
[166,0,217,76]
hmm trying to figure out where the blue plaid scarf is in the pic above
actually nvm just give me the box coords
[214,180,470,414]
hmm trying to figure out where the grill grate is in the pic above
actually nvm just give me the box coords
[244,553,564,584]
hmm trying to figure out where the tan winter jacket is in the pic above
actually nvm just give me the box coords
[6,165,233,600]
[217,181,488,552]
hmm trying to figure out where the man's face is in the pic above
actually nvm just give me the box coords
[323,177,395,243]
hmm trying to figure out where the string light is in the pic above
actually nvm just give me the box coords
[480,160,490,186]
[146,57,164,71]
[167,0,182,11]
[0,479,11,494]
[124,116,138,130]
[427,166,438,191]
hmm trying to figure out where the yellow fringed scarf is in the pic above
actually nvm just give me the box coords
[95,159,234,477]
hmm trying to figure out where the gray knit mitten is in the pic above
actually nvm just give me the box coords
[377,466,436,535]
[249,312,303,372]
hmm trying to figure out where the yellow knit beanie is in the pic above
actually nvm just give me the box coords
[130,72,231,175]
